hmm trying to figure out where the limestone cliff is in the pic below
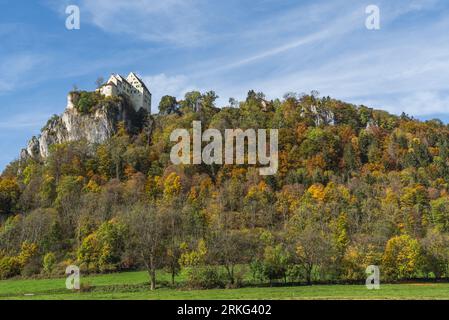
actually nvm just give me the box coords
[21,93,148,160]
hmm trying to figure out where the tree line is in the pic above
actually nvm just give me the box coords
[1,90,449,289]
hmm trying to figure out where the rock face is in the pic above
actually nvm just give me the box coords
[21,93,147,160]
[300,104,336,127]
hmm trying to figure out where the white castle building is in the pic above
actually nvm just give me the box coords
[97,72,152,113]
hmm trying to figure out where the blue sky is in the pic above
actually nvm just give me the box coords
[1,0,449,170]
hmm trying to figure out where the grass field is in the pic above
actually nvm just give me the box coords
[1,271,449,300]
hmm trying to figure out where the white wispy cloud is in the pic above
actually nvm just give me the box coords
[179,0,449,116]
[142,73,197,111]
[2,0,449,172]
[26,0,449,117]
[201,5,362,75]
[77,0,206,46]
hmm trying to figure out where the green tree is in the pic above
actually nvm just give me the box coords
[109,124,130,180]
[430,197,449,232]
[180,91,202,112]
[0,178,20,215]
[126,203,165,290]
[421,229,449,278]
[158,95,178,115]
[382,235,422,280]
[43,252,57,275]
[77,219,127,272]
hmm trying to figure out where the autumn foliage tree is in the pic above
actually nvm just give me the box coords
[3,90,449,287]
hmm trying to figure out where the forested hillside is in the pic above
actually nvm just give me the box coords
[1,90,449,289]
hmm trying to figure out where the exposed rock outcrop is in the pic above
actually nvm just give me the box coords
[21,93,149,160]
[300,104,336,127]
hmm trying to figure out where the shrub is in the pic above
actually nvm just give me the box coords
[0,242,38,279]
[17,242,38,267]
[286,264,304,282]
[0,256,21,279]
[262,244,290,284]
[183,266,225,289]
[43,252,57,275]
[72,91,102,114]
[71,91,122,114]
[78,92,97,113]
[249,259,265,282]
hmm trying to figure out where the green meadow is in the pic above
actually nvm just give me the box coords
[1,271,449,300]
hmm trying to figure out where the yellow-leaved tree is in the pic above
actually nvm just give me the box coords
[382,234,422,280]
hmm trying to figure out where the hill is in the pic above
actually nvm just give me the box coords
[1,89,449,289]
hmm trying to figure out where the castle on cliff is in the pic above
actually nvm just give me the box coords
[97,72,152,113]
